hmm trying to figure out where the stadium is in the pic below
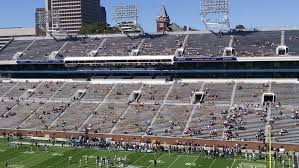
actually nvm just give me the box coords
[0,0,298,168]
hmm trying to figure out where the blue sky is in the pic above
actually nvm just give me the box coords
[0,0,299,32]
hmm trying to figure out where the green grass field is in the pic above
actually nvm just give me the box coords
[0,139,293,168]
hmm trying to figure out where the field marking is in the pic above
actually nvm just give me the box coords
[208,159,216,168]
[167,155,181,168]
[131,154,146,165]
[188,156,200,168]
[24,149,68,168]
[146,154,165,168]
[64,150,99,168]
[231,158,236,168]
[46,149,84,168]
[240,163,266,168]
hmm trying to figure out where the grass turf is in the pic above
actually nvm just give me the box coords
[0,139,293,168]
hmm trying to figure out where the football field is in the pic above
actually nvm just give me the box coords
[0,139,293,168]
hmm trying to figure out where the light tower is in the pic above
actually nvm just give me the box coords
[112,4,144,35]
[200,0,231,31]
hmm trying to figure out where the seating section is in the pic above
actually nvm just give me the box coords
[150,105,193,136]
[60,38,103,57]
[106,83,142,103]
[285,30,299,55]
[21,40,65,60]
[2,82,38,99]
[203,82,234,105]
[0,40,32,60]
[233,31,280,57]
[0,102,41,128]
[0,80,298,144]
[50,82,87,100]
[1,30,298,59]
[112,104,160,135]
[139,34,185,55]
[97,37,142,56]
[50,102,98,131]
[0,81,17,97]
[29,81,64,100]
[272,83,299,106]
[188,105,229,139]
[139,84,170,103]
[85,103,128,133]
[166,82,202,104]
[184,34,230,57]
[81,84,114,101]
[21,102,70,130]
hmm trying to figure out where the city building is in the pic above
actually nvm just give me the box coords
[44,0,106,34]
[156,4,184,32]
[35,8,47,36]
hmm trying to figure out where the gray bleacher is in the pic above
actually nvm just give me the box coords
[139,84,170,104]
[184,34,230,57]
[166,82,202,104]
[0,102,41,128]
[203,83,234,105]
[112,104,160,135]
[285,30,299,55]
[106,83,142,103]
[21,39,65,60]
[52,102,98,131]
[85,103,128,133]
[139,34,185,55]
[97,37,141,56]
[230,105,267,141]
[188,105,229,139]
[272,83,299,106]
[29,81,64,100]
[50,82,87,100]
[0,101,17,116]
[233,31,280,57]
[271,106,299,144]
[234,83,269,105]
[60,38,103,57]
[0,81,17,97]
[81,84,113,101]
[0,40,32,60]
[150,105,193,136]
[0,80,298,145]
[3,82,38,99]
[21,102,69,130]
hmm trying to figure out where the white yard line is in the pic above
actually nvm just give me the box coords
[146,154,165,168]
[131,153,146,165]
[188,156,200,168]
[231,158,236,168]
[167,155,181,168]
[208,159,216,168]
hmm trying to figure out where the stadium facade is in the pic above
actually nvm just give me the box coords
[0,28,298,78]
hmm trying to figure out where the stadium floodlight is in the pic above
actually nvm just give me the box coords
[36,10,71,38]
[200,0,231,31]
[36,10,60,31]
[113,5,139,23]
[112,4,144,35]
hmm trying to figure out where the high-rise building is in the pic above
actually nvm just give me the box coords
[44,0,106,34]
[35,8,46,36]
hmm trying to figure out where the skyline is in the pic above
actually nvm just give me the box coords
[0,0,299,32]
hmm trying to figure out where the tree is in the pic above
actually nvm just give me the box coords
[235,25,245,30]
[79,23,120,34]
